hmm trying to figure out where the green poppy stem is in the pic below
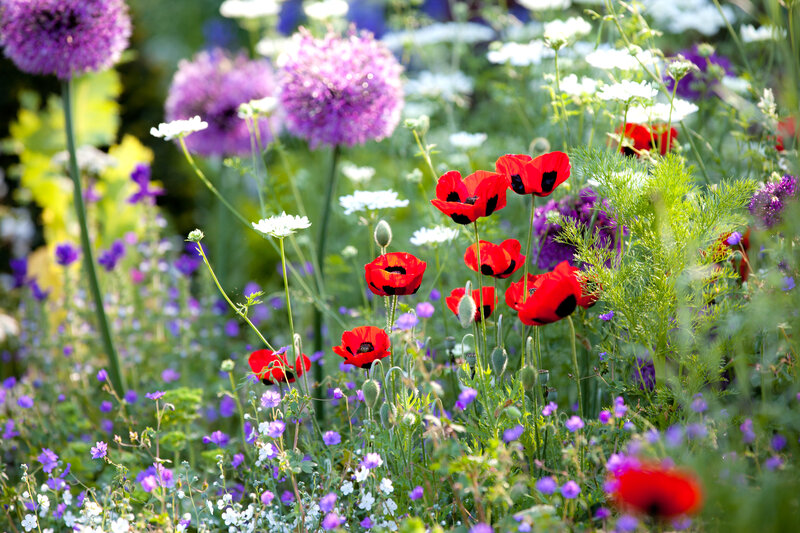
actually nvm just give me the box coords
[62,79,125,396]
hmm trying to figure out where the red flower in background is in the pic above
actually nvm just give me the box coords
[431,170,509,225]
[249,349,311,385]
[333,326,391,369]
[505,261,582,325]
[464,239,525,279]
[617,123,677,156]
[776,116,797,151]
[569,265,600,308]
[611,462,703,519]
[446,286,497,323]
[712,229,751,282]
[365,252,426,296]
[495,151,571,197]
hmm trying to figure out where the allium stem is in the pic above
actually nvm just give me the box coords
[312,144,341,422]
[62,79,125,396]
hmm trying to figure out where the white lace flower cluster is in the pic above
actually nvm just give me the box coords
[252,212,311,238]
[339,190,409,215]
[150,116,208,141]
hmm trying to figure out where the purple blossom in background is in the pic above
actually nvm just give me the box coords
[560,480,581,499]
[101,419,113,433]
[203,430,230,447]
[280,490,295,505]
[617,515,639,532]
[38,448,58,473]
[455,387,478,410]
[165,48,280,156]
[3,377,17,389]
[470,524,493,533]
[783,276,795,292]
[332,388,344,400]
[0,0,131,79]
[416,301,435,318]
[161,368,180,383]
[535,476,557,494]
[595,507,611,520]
[97,369,108,382]
[323,430,341,445]
[100,401,113,413]
[220,395,236,418]
[503,424,525,442]
[665,45,734,100]
[265,420,286,439]
[394,312,419,331]
[279,28,403,148]
[726,231,742,245]
[542,402,557,416]
[531,187,625,270]
[137,464,174,492]
[686,423,707,440]
[175,254,200,277]
[231,453,244,469]
[3,420,19,439]
[321,513,344,530]
[54,243,80,266]
[261,390,282,408]
[599,410,612,424]
[665,425,683,447]
[261,490,274,505]
[565,416,584,432]
[319,492,337,513]
[771,434,787,451]
[91,441,107,459]
[360,516,373,529]
[98,240,125,271]
[30,280,49,301]
[224,319,240,337]
[10,258,27,288]
[361,452,383,469]
[740,418,755,443]
[765,456,783,470]
[599,310,614,321]
[614,396,627,418]
[146,391,165,400]
[690,393,707,413]
[128,163,164,204]
[409,486,424,500]
[18,395,33,408]
[632,357,655,391]
[125,390,138,404]
[749,175,797,228]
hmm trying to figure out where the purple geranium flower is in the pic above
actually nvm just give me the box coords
[535,476,557,495]
[17,395,34,408]
[261,490,274,505]
[265,420,286,439]
[416,301,435,318]
[145,391,165,400]
[54,243,80,266]
[91,441,107,459]
[503,424,524,443]
[361,452,383,469]
[202,430,230,447]
[560,480,581,499]
[319,492,337,513]
[322,430,341,446]
[455,387,478,410]
[321,512,344,530]
[128,163,164,204]
[38,448,58,473]
[409,485,424,501]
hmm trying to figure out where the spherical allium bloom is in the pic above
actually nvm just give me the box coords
[505,261,582,326]
[278,28,403,148]
[0,0,131,79]
[333,326,391,369]
[665,45,733,100]
[495,151,571,197]
[431,170,510,225]
[364,252,426,296]
[610,462,703,519]
[165,48,280,156]
[248,349,311,385]
[749,174,797,228]
[617,123,678,157]
[464,239,525,279]
[446,286,496,323]
[530,187,625,271]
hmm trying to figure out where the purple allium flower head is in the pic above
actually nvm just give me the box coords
[455,387,478,410]
[128,163,164,204]
[18,395,34,408]
[322,430,341,445]
[416,301,435,318]
[38,448,58,472]
[261,490,274,505]
[665,45,734,100]
[535,476,557,495]
[542,401,557,417]
[599,310,614,321]
[321,513,344,530]
[560,480,581,499]
[531,187,626,270]
[319,492,337,513]
[617,514,639,532]
[470,524,493,533]
[261,390,281,408]
[91,441,107,459]
[265,420,286,439]
[503,424,525,442]
[278,28,403,148]
[165,48,279,156]
[0,0,131,79]
[409,485,424,501]
[394,312,419,330]
[361,452,383,469]
[54,242,80,266]
[749,175,798,228]
[565,416,584,432]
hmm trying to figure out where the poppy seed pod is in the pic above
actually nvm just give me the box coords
[362,379,381,410]
[491,346,508,377]
[465,352,477,369]
[379,402,394,428]
[521,366,537,391]
[374,220,392,248]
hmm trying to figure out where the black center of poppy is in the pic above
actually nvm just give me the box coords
[500,260,516,277]
[480,264,494,276]
[541,170,558,193]
[385,265,406,275]
[464,195,479,205]
[646,501,663,517]
[555,294,577,317]
[510,174,526,194]
[446,191,461,202]
[357,342,375,354]
[485,195,499,216]
[451,213,472,225]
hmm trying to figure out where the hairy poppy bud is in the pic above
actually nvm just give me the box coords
[491,346,508,377]
[521,366,537,391]
[529,137,551,157]
[379,402,395,428]
[505,406,522,420]
[374,219,392,248]
[362,379,381,410]
[402,411,418,428]
[458,292,477,329]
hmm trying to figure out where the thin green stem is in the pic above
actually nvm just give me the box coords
[228,372,250,455]
[62,79,125,395]
[521,195,536,365]
[472,222,490,392]
[567,316,583,420]
[553,50,571,148]
[279,238,298,359]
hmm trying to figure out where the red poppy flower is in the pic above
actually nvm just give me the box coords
[617,123,677,156]
[568,265,600,308]
[505,261,581,325]
[431,170,509,225]
[495,151,571,197]
[464,239,525,279]
[333,326,391,369]
[364,252,426,296]
[776,117,796,151]
[611,462,703,519]
[248,349,311,385]
[446,286,497,323]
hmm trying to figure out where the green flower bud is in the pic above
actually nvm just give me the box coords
[696,43,715,58]
[491,346,508,377]
[521,366,537,391]
[362,379,381,410]
[379,402,395,428]
[187,229,204,242]
[458,293,476,329]
[402,412,418,428]
[529,137,551,157]
[220,359,235,373]
[505,406,522,420]
[465,352,477,369]
[374,220,393,248]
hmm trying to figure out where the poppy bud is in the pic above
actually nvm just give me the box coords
[458,292,477,329]
[187,229,204,242]
[293,333,303,359]
[505,406,522,420]
[379,402,395,428]
[521,366,537,391]
[491,346,508,377]
[362,379,381,410]
[374,220,392,248]
[402,411,418,428]
[547,388,558,402]
[529,137,551,157]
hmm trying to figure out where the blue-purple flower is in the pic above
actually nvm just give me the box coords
[38,448,58,472]
[665,45,733,100]
[54,243,80,266]
[323,430,341,446]
[319,492,337,513]
[503,424,524,443]
[202,430,230,447]
[560,480,581,499]
[265,420,286,439]
[455,387,478,410]
[128,163,164,205]
[98,240,125,271]
[749,174,797,228]
[535,476,557,494]
[91,441,107,459]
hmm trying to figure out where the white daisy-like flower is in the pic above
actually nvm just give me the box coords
[341,481,354,495]
[449,131,487,149]
[220,0,280,19]
[340,162,376,183]
[354,466,370,483]
[22,514,37,532]
[404,71,475,102]
[626,98,699,123]
[379,478,394,494]
[51,145,117,174]
[741,24,786,43]
[518,0,571,10]
[559,73,598,96]
[110,518,131,533]
[585,47,657,70]
[237,97,278,119]
[252,212,311,238]
[487,40,553,66]
[358,492,375,511]
[543,17,592,48]
[410,225,459,246]
[304,0,348,20]
[382,498,398,515]
[597,80,658,102]
[381,22,494,50]
[338,190,409,215]
[150,116,208,141]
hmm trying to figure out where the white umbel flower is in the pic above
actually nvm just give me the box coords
[252,212,311,238]
[381,22,494,50]
[52,145,117,174]
[220,0,280,19]
[405,71,475,102]
[410,225,459,246]
[339,190,409,215]
[518,0,571,10]
[741,24,786,43]
[597,80,658,102]
[543,17,592,48]
[559,74,598,96]
[449,131,487,149]
[304,0,348,20]
[626,98,698,123]
[237,97,278,118]
[586,47,658,71]
[150,116,208,141]
[487,40,552,66]
[340,162,376,183]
